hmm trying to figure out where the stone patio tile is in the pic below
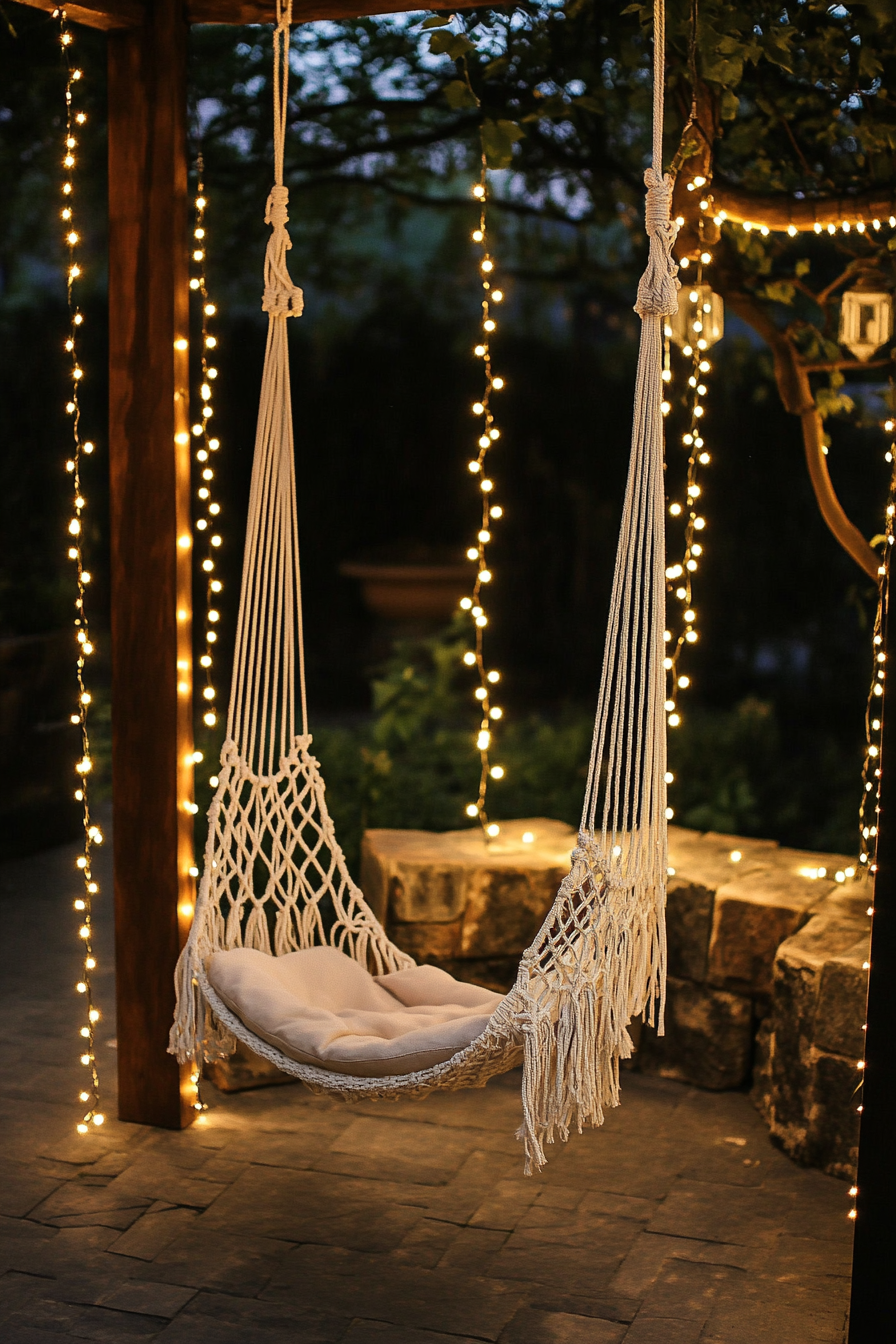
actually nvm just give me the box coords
[27,1179,152,1225]
[646,1179,792,1246]
[538,1134,683,1201]
[513,1191,654,1246]
[391,1217,463,1268]
[700,1296,846,1344]
[436,1225,507,1270]
[2,1225,123,1279]
[423,1150,521,1225]
[12,1301,168,1340]
[468,1177,543,1230]
[0,1325,87,1343]
[173,1289,346,1341]
[99,1279,196,1318]
[317,1116,488,1185]
[343,1323,483,1344]
[100,1158,228,1210]
[635,1257,738,1320]
[622,1320,704,1343]
[197,1165,426,1248]
[212,1122,350,1171]
[45,1207,150,1232]
[488,1230,635,1295]
[265,1243,523,1340]
[0,1163,64,1219]
[155,1315,331,1344]
[352,1072,525,1136]
[765,1233,853,1281]
[134,1133,228,1170]
[127,1226,295,1293]
[610,1230,761,1301]
[524,1290,640,1324]
[106,1208,199,1261]
[47,1271,197,1317]
[499,1306,627,1342]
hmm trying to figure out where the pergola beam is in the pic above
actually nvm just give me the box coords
[21,0,483,29]
[696,184,896,235]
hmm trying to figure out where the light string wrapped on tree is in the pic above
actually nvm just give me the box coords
[55,7,104,1136]
[460,155,507,840]
[188,157,226,784]
[662,243,719,744]
[848,404,896,1224]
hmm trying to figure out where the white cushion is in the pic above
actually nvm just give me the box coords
[206,945,503,1078]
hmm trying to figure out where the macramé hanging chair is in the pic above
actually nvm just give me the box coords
[171,0,679,1172]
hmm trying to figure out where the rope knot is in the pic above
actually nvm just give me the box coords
[634,168,680,319]
[262,184,304,317]
[265,184,290,230]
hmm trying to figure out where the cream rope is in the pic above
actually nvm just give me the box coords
[509,0,678,1169]
[171,0,677,1176]
[227,0,306,774]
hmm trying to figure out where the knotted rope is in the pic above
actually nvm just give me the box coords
[513,0,675,1168]
[262,0,304,318]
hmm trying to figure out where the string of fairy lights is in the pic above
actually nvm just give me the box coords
[847,404,896,1224]
[188,156,225,793]
[680,178,895,1226]
[662,258,716,734]
[459,157,507,841]
[660,198,719,821]
[56,9,104,1136]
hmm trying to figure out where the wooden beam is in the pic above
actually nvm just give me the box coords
[695,183,896,235]
[16,0,144,31]
[186,0,486,22]
[16,0,486,29]
[108,0,196,1129]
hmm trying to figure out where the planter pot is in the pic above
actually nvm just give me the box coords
[340,558,469,625]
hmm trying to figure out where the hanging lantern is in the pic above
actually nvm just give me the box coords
[666,282,724,351]
[839,273,893,362]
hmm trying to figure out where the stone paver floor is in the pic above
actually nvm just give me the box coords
[1,824,852,1343]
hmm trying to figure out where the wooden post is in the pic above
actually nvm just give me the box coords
[108,0,196,1128]
[848,576,896,1340]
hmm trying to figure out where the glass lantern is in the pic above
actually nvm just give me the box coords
[839,279,893,362]
[666,282,724,352]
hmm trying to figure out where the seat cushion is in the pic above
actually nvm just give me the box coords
[206,945,504,1078]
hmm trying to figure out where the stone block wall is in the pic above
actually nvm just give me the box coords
[362,818,871,1178]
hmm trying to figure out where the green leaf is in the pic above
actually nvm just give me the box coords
[428,31,475,60]
[443,79,478,110]
[762,280,796,305]
[720,89,740,120]
[481,117,525,169]
[482,55,509,79]
[795,258,811,277]
[574,94,602,115]
[420,14,452,28]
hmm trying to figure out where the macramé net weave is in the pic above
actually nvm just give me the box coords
[170,0,678,1172]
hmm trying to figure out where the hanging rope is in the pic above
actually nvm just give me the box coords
[511,0,678,1169]
[228,0,306,777]
[171,0,676,1175]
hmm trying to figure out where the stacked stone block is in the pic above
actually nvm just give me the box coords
[361,819,871,1177]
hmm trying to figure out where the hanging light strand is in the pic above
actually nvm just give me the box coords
[663,245,717,742]
[848,405,896,1224]
[56,7,104,1136]
[460,155,507,841]
[188,156,224,781]
[857,415,894,875]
